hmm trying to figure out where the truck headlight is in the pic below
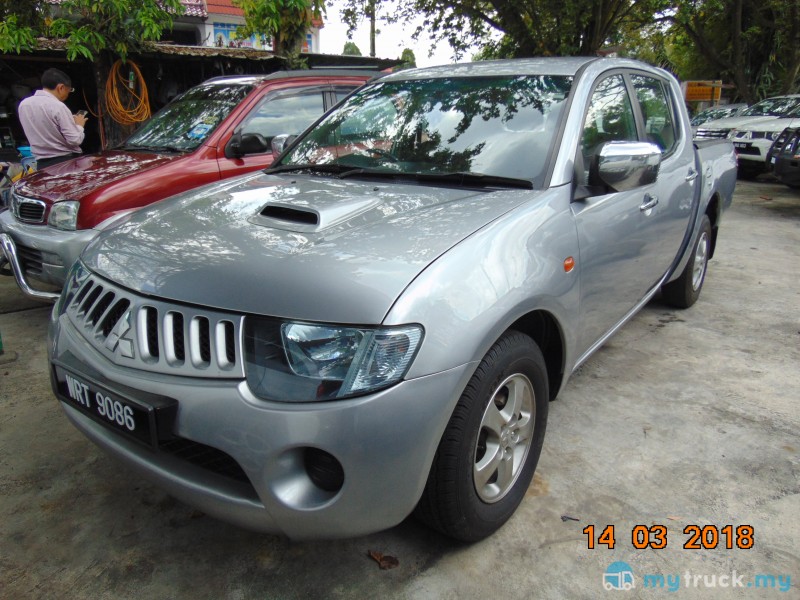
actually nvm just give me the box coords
[48,200,80,230]
[244,317,423,402]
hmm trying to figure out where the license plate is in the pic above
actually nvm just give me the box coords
[733,142,749,149]
[56,367,155,446]
[771,156,777,164]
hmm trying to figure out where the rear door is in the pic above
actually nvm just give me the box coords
[629,73,697,279]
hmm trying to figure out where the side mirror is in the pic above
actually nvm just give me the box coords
[271,134,297,156]
[224,132,242,159]
[225,132,269,159]
[590,141,661,192]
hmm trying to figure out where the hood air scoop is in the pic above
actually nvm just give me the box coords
[260,204,319,225]
[250,197,381,233]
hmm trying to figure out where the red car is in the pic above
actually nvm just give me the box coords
[0,70,375,299]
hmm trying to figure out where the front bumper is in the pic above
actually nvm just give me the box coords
[49,311,474,540]
[774,156,800,187]
[0,209,97,296]
[731,138,774,168]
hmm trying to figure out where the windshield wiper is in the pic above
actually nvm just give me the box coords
[264,163,352,175]
[338,168,534,190]
[119,144,189,153]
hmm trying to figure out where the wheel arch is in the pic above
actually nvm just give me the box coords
[507,309,565,401]
[705,192,721,259]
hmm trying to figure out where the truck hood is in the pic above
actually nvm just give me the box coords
[732,116,800,133]
[84,172,538,324]
[15,150,179,203]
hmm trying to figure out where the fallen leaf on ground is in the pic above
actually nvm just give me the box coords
[368,550,400,570]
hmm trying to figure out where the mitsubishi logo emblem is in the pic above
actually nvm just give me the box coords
[104,309,135,358]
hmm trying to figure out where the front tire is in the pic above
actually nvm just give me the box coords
[415,331,548,542]
[662,214,712,308]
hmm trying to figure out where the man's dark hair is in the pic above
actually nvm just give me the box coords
[41,68,72,91]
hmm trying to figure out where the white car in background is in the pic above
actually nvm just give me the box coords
[690,103,747,134]
[727,102,800,177]
[695,95,800,138]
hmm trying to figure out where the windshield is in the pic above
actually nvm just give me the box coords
[691,106,738,126]
[275,75,573,187]
[783,103,800,119]
[124,83,254,151]
[741,97,800,117]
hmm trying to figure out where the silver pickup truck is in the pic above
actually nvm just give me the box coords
[48,57,736,541]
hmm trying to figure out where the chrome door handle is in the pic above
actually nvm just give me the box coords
[640,194,659,212]
[685,168,698,182]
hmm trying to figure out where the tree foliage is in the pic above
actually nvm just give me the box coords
[337,0,798,103]
[342,41,362,55]
[55,0,184,60]
[383,0,671,59]
[234,0,324,58]
[0,0,183,60]
[662,0,800,103]
[399,48,416,69]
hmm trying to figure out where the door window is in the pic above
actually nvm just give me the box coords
[630,75,678,153]
[238,91,326,150]
[582,76,637,152]
[580,75,638,182]
[333,86,359,105]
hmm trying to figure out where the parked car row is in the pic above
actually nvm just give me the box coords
[689,103,747,131]
[694,94,800,181]
[767,127,800,188]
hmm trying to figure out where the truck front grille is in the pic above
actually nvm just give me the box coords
[65,272,244,378]
[695,128,730,140]
[14,242,63,277]
[10,191,47,223]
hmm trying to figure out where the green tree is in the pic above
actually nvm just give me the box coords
[386,0,671,59]
[342,41,362,55]
[46,0,184,61]
[0,1,47,54]
[664,0,800,103]
[398,48,416,70]
[0,0,184,146]
[233,0,324,62]
[340,0,384,57]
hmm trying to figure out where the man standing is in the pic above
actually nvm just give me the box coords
[18,68,88,169]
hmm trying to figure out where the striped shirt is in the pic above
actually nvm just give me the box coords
[18,90,85,160]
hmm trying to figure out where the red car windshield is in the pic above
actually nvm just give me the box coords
[123,83,254,152]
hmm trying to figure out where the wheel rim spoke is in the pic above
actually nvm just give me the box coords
[473,372,536,503]
[692,232,708,291]
[474,441,503,490]
[481,401,507,435]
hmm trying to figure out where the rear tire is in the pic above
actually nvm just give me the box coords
[662,214,712,308]
[415,331,548,542]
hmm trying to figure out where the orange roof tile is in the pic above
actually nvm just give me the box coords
[206,0,244,17]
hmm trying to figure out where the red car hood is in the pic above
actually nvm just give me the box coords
[15,150,180,204]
